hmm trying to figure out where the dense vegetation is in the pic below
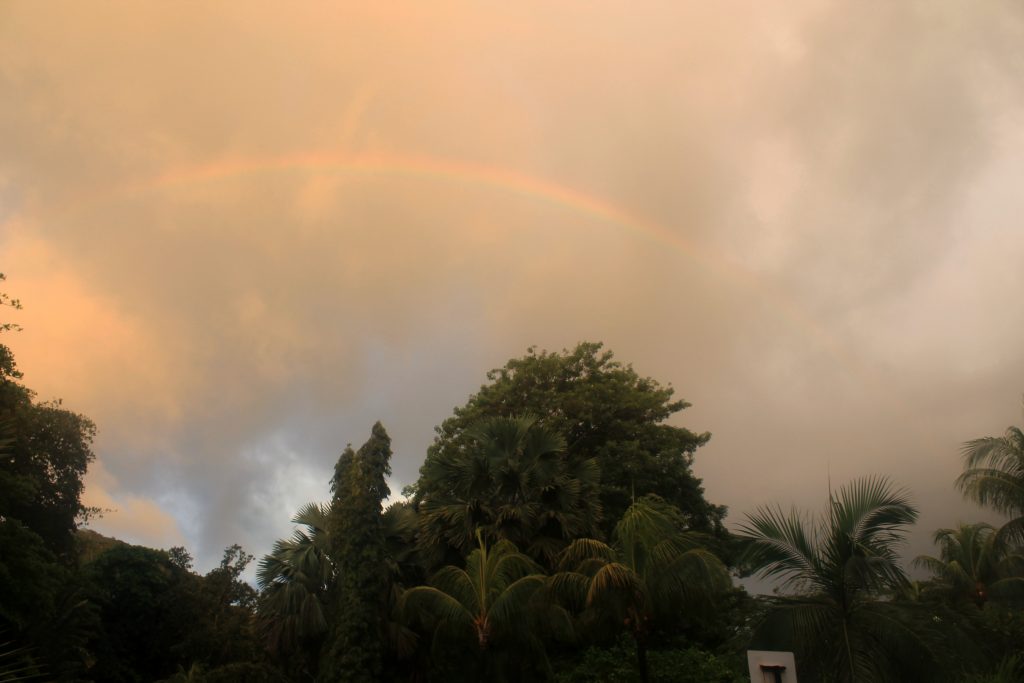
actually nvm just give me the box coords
[3,276,1024,681]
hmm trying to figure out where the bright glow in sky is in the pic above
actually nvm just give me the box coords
[2,1,1024,573]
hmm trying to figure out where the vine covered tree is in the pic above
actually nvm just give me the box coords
[416,342,722,538]
[321,422,393,683]
[258,499,420,680]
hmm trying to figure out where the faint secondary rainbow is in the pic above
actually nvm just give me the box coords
[139,151,851,366]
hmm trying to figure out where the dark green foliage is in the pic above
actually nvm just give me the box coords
[257,498,422,681]
[915,522,1024,608]
[418,342,722,539]
[82,544,192,681]
[0,386,97,558]
[402,533,551,682]
[0,338,100,678]
[200,661,289,682]
[961,655,1024,683]
[79,540,263,682]
[0,523,60,680]
[257,501,333,674]
[972,606,1024,674]
[321,422,393,683]
[555,636,741,683]
[550,496,730,683]
[0,519,62,633]
[169,545,196,571]
[417,415,601,570]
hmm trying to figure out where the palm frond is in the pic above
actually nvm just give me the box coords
[556,538,615,571]
[430,566,478,613]
[586,562,641,607]
[402,586,472,627]
[487,575,544,630]
[738,504,822,592]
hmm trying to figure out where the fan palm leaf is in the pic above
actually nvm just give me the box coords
[418,415,601,569]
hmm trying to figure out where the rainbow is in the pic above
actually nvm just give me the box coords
[124,151,853,367]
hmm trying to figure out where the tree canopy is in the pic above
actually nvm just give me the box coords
[416,342,723,538]
[417,415,602,570]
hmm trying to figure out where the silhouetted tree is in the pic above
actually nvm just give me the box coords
[417,343,722,538]
[321,423,392,683]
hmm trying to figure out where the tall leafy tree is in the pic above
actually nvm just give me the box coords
[958,420,1024,544]
[418,415,601,569]
[0,275,102,677]
[321,422,393,683]
[551,496,729,683]
[0,384,97,557]
[739,476,937,682]
[417,342,722,537]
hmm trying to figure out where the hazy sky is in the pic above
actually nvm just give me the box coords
[3,2,1024,576]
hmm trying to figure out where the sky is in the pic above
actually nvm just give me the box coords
[2,1,1024,578]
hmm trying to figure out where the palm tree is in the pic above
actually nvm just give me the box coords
[256,502,333,658]
[738,476,937,682]
[417,415,601,569]
[401,533,549,681]
[914,522,1024,608]
[257,500,420,676]
[957,423,1024,544]
[550,495,729,683]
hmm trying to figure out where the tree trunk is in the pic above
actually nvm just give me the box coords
[635,635,649,683]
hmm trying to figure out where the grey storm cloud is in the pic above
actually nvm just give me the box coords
[1,1,1023,573]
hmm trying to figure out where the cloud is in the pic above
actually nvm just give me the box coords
[1,1,1023,572]
[81,460,186,549]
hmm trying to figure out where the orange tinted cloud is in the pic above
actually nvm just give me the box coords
[1,1,1023,572]
[81,460,186,549]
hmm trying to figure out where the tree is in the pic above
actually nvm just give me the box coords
[418,415,601,570]
[738,476,937,682]
[321,422,393,683]
[0,275,103,677]
[80,540,266,682]
[914,523,1024,609]
[190,544,259,666]
[417,343,722,538]
[0,274,97,556]
[257,501,334,662]
[258,498,421,680]
[551,496,729,683]
[402,533,549,682]
[0,398,97,556]
[0,272,22,381]
[82,544,191,681]
[957,420,1024,544]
